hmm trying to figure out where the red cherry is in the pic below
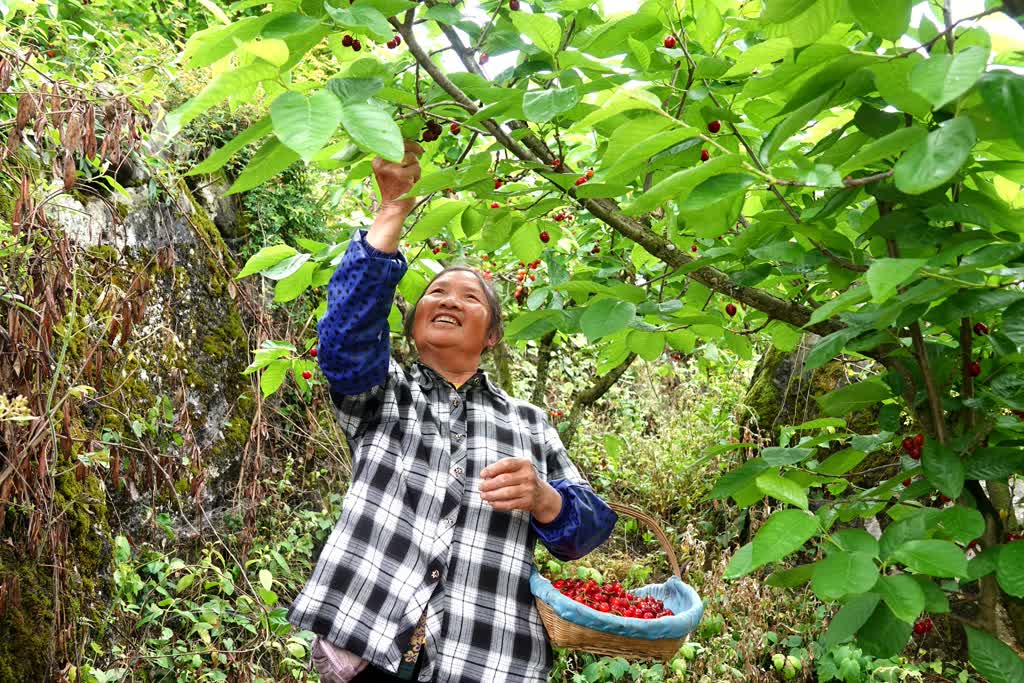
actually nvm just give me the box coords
[553,579,565,590]
[642,611,655,619]
[903,478,912,487]
[596,602,610,612]
[530,261,539,269]
[575,176,587,186]
[973,321,989,336]
[539,231,550,243]
[551,158,562,168]
[494,179,503,189]
[479,52,489,65]
[490,202,500,209]
[450,122,461,134]
[301,370,312,380]
[901,437,914,452]
[914,433,924,448]
[432,247,441,254]
[352,39,362,51]
[968,360,982,377]
[700,149,710,162]
[342,34,353,47]
[708,120,721,134]
[529,274,535,281]
[690,244,698,253]
[726,303,737,317]
[591,245,600,254]
[663,35,677,49]
[509,0,520,9]
[481,254,488,261]
[909,447,921,460]
[939,494,952,504]
[386,39,396,49]
[309,348,318,358]
[46,50,56,57]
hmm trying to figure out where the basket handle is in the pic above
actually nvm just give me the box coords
[606,501,682,579]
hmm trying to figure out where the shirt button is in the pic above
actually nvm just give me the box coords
[444,516,455,527]
[451,466,463,477]
[454,433,465,442]
[430,569,440,580]
[451,397,460,408]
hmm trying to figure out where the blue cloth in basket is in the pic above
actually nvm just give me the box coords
[530,567,704,640]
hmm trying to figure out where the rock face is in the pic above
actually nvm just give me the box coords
[0,180,254,680]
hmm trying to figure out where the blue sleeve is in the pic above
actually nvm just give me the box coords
[318,230,408,395]
[531,479,618,562]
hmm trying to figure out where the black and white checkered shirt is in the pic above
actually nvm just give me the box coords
[287,232,617,682]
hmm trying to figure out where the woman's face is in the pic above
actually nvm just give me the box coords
[411,270,496,359]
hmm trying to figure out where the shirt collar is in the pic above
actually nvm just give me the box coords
[413,361,508,403]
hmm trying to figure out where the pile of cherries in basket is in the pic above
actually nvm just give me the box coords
[551,578,674,619]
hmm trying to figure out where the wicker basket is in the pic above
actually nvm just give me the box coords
[534,501,694,662]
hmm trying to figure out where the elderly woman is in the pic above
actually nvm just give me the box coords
[287,141,618,683]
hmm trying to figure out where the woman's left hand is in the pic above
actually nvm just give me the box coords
[480,457,562,523]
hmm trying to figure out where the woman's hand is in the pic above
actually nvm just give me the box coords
[372,139,424,216]
[480,457,563,524]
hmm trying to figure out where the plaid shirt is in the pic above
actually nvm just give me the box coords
[287,231,618,682]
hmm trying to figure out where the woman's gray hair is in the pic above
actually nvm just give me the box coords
[403,265,505,353]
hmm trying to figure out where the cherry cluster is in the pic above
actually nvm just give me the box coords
[340,34,362,52]
[386,34,402,49]
[574,169,594,186]
[901,433,924,460]
[552,211,574,222]
[913,617,934,636]
[551,578,674,619]
[421,119,444,142]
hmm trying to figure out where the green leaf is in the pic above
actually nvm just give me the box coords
[760,93,831,165]
[857,603,913,658]
[866,258,928,304]
[326,77,384,105]
[523,87,580,124]
[980,70,1024,149]
[691,0,723,52]
[511,12,561,54]
[935,506,985,545]
[763,0,843,47]
[996,542,1024,597]
[817,449,867,476]
[226,137,300,195]
[186,116,272,177]
[965,626,1024,683]
[504,310,563,340]
[624,154,742,215]
[324,3,392,39]
[262,13,321,39]
[707,459,772,501]
[822,593,880,649]
[751,510,819,570]
[581,299,636,342]
[260,359,289,397]
[765,564,815,588]
[239,37,290,66]
[848,0,912,40]
[832,528,880,557]
[910,47,989,110]
[510,224,544,265]
[837,127,926,176]
[892,540,968,578]
[965,447,1024,480]
[873,574,925,624]
[894,116,976,194]
[762,448,814,467]
[816,378,892,417]
[405,200,468,242]
[761,0,818,23]
[339,102,404,162]
[166,63,278,135]
[258,568,273,591]
[236,244,298,279]
[756,471,809,510]
[271,90,343,162]
[626,36,650,70]
[812,550,878,600]
[627,330,665,362]
[680,174,757,212]
[921,440,965,500]
[261,253,311,280]
[274,262,315,302]
[724,542,753,579]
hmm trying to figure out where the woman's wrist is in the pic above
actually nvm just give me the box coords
[533,482,564,525]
